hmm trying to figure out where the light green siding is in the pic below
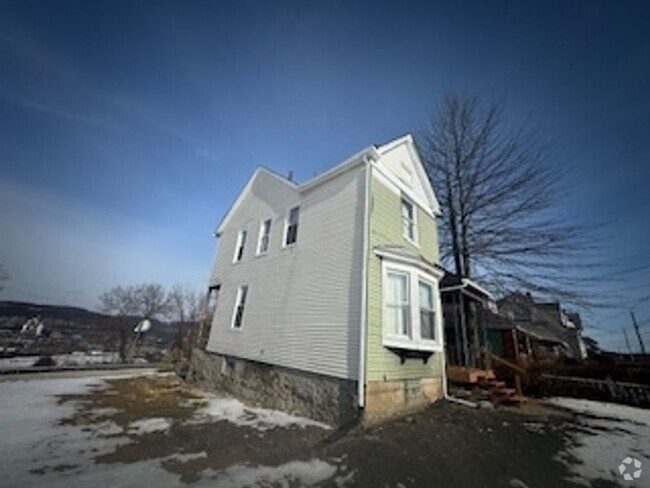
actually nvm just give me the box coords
[365,175,444,382]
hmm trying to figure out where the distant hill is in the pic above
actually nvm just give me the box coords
[0,301,179,357]
[0,301,110,323]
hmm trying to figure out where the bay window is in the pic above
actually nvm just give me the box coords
[382,260,441,351]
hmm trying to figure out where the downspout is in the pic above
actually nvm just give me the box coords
[440,349,476,407]
[358,157,372,408]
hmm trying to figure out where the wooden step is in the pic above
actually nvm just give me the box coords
[447,366,496,384]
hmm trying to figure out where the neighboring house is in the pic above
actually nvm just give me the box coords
[438,281,589,367]
[497,293,588,360]
[199,135,445,424]
[439,271,495,368]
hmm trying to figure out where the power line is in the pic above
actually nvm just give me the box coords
[631,311,646,355]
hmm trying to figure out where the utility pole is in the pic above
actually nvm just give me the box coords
[630,311,646,356]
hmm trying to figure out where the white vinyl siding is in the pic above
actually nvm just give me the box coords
[207,166,365,380]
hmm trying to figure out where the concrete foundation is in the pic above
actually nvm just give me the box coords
[364,377,443,424]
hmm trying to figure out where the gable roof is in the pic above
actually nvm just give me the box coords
[215,134,438,235]
[375,135,440,215]
[215,167,298,236]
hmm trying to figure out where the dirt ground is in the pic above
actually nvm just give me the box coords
[56,375,330,484]
[12,372,643,487]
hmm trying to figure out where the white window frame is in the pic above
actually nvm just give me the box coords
[231,285,248,329]
[385,271,412,339]
[256,218,272,255]
[418,279,436,341]
[381,260,442,352]
[401,197,418,245]
[283,206,300,247]
[233,229,247,263]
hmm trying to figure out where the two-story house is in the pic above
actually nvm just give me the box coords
[196,135,446,424]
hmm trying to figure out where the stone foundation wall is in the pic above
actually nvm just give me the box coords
[188,348,359,426]
[364,377,443,424]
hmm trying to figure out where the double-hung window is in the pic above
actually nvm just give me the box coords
[257,218,272,255]
[401,198,416,242]
[419,280,436,340]
[231,285,248,329]
[385,272,411,338]
[284,206,300,246]
[233,230,247,262]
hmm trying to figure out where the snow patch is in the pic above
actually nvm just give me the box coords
[201,458,338,487]
[193,396,331,431]
[128,417,171,434]
[546,397,650,426]
[547,397,650,486]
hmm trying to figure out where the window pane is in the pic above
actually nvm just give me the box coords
[419,282,432,309]
[401,200,412,219]
[401,305,411,337]
[233,286,248,329]
[419,281,434,340]
[388,273,408,303]
[239,285,248,304]
[286,225,297,245]
[421,310,435,340]
[386,306,399,335]
[289,206,299,224]
[401,199,415,240]
[286,207,299,245]
[259,219,271,253]
[235,230,247,261]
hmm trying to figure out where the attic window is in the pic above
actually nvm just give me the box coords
[284,206,300,246]
[233,230,247,262]
[257,218,272,255]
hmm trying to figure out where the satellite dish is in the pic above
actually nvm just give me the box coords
[133,318,152,333]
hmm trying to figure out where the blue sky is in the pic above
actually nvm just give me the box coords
[1,0,649,351]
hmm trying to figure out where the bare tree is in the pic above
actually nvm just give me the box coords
[168,285,206,357]
[134,283,171,319]
[98,283,170,362]
[420,93,591,303]
[99,286,138,317]
[168,285,202,324]
[99,286,138,362]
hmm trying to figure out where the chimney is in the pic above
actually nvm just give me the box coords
[287,170,294,182]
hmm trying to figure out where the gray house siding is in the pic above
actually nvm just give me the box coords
[206,166,365,380]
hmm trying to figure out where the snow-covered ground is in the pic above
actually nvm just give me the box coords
[547,397,650,487]
[191,396,332,431]
[0,372,338,487]
[0,352,122,371]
